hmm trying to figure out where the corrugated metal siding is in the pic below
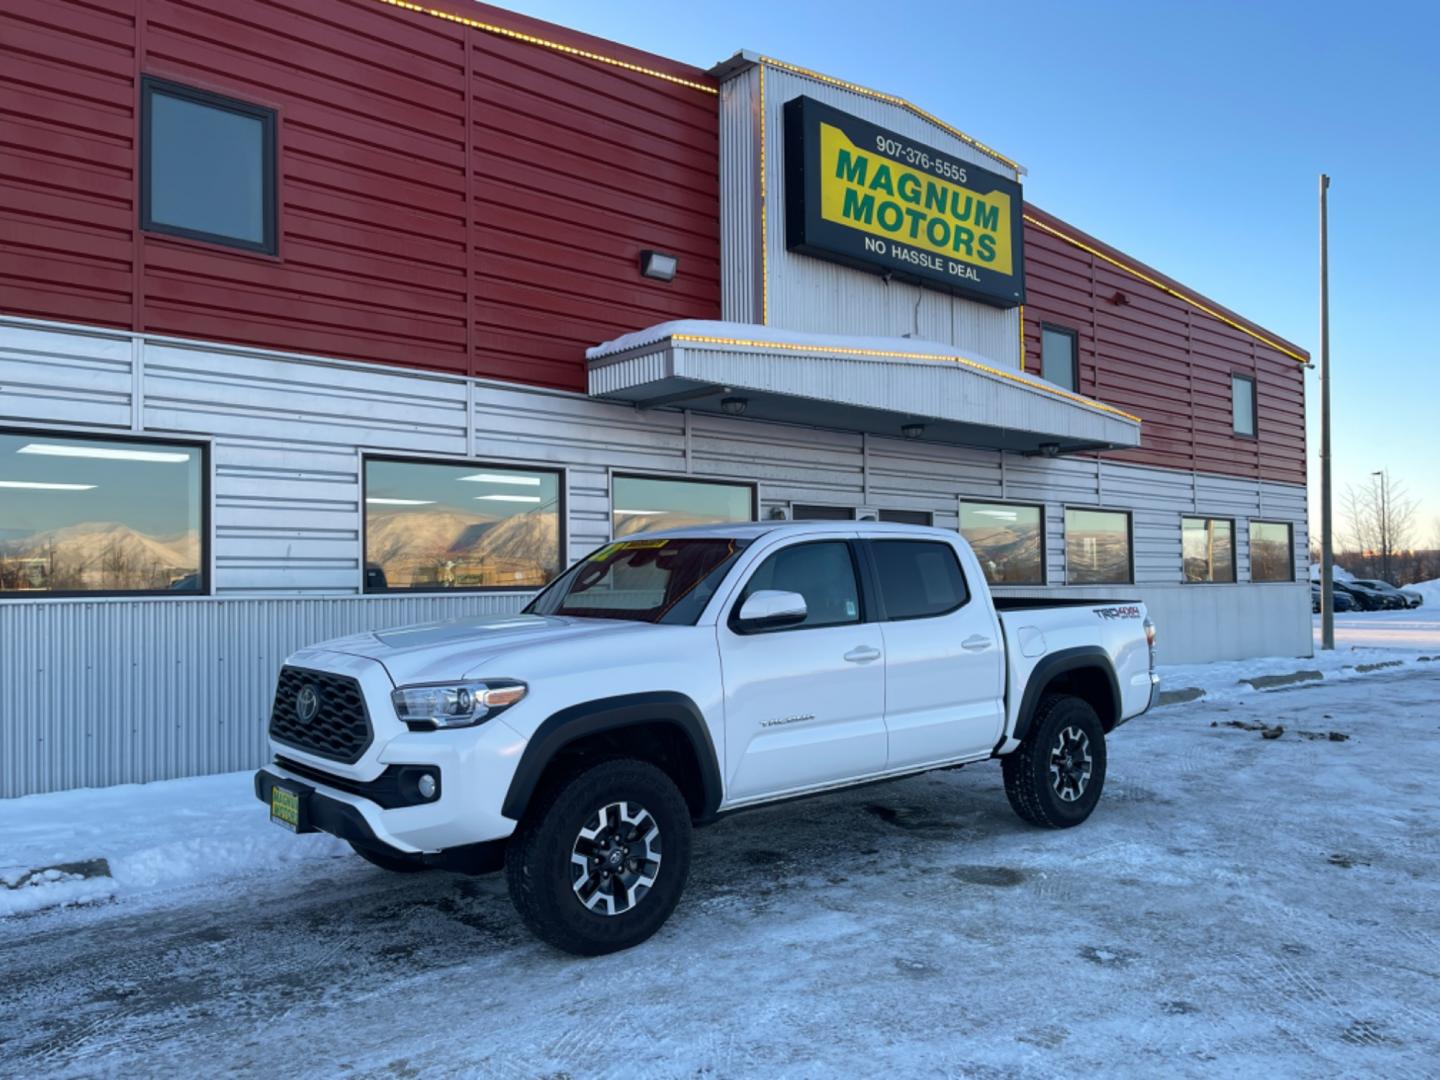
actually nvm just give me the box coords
[0,0,721,393]
[0,593,525,798]
[1021,205,1308,486]
[749,65,1021,364]
[718,67,761,323]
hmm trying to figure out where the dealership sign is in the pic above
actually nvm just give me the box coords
[783,96,1024,307]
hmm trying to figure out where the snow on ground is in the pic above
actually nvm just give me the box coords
[1,668,1438,1077]
[0,772,345,917]
[1320,605,1440,653]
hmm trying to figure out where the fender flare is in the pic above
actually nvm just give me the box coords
[500,691,723,822]
[1011,647,1121,743]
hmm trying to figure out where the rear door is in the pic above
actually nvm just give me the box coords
[865,538,1005,767]
[717,538,888,801]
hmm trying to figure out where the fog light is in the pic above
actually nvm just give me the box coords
[417,773,437,800]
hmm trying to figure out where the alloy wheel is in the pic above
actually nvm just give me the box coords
[570,801,662,916]
[1048,725,1093,803]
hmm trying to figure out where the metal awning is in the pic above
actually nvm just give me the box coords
[586,321,1141,455]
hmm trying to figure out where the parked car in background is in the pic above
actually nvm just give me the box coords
[1312,583,1354,613]
[1349,579,1423,609]
[1334,581,1393,611]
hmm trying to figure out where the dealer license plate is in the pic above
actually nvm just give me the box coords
[270,786,302,831]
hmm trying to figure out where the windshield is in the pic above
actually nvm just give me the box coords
[524,537,749,625]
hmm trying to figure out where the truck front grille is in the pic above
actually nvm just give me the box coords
[269,666,372,764]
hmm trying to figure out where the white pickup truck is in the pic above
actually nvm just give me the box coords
[256,521,1157,954]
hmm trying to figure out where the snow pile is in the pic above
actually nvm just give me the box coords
[0,772,347,918]
[1157,645,1427,707]
[0,862,116,918]
[1400,577,1439,607]
[1309,562,1356,583]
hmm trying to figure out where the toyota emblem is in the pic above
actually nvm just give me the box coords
[295,684,321,723]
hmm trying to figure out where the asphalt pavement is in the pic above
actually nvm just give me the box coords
[2,668,1437,1078]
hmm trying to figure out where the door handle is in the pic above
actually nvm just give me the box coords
[843,646,882,664]
[961,635,993,652]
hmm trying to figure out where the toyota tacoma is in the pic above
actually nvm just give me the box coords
[256,521,1158,954]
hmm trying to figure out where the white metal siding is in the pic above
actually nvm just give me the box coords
[0,316,1310,795]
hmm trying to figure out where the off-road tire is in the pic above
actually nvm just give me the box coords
[1002,693,1107,828]
[505,758,692,956]
[350,841,430,873]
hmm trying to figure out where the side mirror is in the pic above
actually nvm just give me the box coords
[735,590,808,632]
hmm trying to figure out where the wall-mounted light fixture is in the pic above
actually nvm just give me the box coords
[901,423,925,439]
[720,396,748,416]
[639,249,678,281]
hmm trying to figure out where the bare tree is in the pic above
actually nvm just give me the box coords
[1340,470,1417,582]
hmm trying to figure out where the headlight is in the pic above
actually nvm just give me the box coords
[390,680,527,729]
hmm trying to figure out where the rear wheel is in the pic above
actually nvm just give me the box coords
[505,758,692,956]
[1002,694,1107,829]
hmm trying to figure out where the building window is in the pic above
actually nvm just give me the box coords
[791,504,856,521]
[0,429,206,596]
[1041,325,1078,391]
[1231,374,1257,436]
[362,458,562,592]
[1182,516,1236,583]
[869,540,969,620]
[141,78,277,254]
[877,508,933,526]
[960,501,1045,585]
[611,474,755,537]
[1249,521,1294,582]
[1065,508,1132,585]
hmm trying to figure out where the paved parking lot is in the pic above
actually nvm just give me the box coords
[2,668,1437,1078]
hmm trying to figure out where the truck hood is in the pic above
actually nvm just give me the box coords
[308,613,655,685]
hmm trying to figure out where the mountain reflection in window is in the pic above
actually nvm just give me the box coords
[1065,508,1132,585]
[959,502,1044,585]
[363,459,562,591]
[0,431,204,595]
[611,475,754,537]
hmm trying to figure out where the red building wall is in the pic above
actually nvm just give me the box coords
[1021,206,1308,486]
[0,0,721,390]
[0,0,1304,483]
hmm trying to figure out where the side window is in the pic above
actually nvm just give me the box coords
[1041,325,1078,392]
[735,541,860,629]
[1232,374,1257,436]
[870,540,969,620]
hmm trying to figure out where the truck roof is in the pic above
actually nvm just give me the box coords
[612,520,958,542]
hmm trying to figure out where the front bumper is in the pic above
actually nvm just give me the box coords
[256,713,528,854]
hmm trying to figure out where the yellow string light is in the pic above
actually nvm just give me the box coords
[1023,214,1307,364]
[758,62,769,325]
[373,0,717,94]
[758,57,1021,174]
[667,333,1142,423]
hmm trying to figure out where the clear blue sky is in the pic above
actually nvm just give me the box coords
[507,0,1439,544]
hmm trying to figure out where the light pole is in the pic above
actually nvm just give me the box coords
[1319,175,1334,650]
[1372,469,1389,582]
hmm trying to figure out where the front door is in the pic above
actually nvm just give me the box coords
[717,538,887,802]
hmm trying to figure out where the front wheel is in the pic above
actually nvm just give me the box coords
[505,758,692,956]
[1002,694,1107,829]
